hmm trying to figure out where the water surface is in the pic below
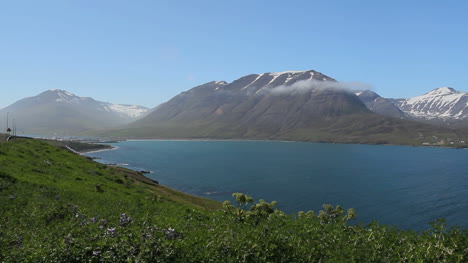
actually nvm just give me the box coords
[85,141,468,230]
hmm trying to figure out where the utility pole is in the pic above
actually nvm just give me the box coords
[5,112,9,141]
[13,118,16,141]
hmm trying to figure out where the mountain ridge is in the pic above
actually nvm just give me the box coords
[105,70,467,146]
[2,71,467,145]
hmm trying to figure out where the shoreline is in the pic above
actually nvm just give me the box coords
[79,145,119,154]
[126,138,295,143]
[119,138,467,150]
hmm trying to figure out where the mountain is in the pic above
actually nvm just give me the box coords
[0,89,149,135]
[355,90,406,119]
[354,87,468,129]
[107,70,466,146]
[390,87,468,121]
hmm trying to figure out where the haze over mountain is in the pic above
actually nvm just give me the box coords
[106,70,466,146]
[0,89,149,135]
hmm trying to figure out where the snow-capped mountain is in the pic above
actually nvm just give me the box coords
[391,87,468,120]
[131,70,365,128]
[0,89,149,135]
[353,87,468,125]
[227,70,336,93]
[40,89,148,119]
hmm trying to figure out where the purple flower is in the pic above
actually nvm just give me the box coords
[16,235,23,247]
[90,217,97,223]
[106,227,116,237]
[119,213,131,227]
[165,228,179,240]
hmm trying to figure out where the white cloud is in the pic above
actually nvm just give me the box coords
[266,79,373,95]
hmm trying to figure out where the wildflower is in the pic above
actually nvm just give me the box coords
[142,233,153,239]
[9,195,15,200]
[55,195,60,200]
[81,220,88,226]
[165,228,178,240]
[106,227,117,237]
[92,250,101,256]
[90,217,97,223]
[16,235,23,247]
[119,213,131,227]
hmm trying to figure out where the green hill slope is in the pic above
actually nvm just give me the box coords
[0,139,466,262]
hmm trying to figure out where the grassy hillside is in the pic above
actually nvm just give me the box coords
[0,139,466,262]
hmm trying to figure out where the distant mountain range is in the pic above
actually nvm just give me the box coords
[356,87,468,123]
[392,87,468,121]
[2,71,466,146]
[105,70,467,146]
[0,89,148,135]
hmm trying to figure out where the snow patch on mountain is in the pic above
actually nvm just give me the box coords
[242,74,264,90]
[269,70,307,76]
[106,104,148,118]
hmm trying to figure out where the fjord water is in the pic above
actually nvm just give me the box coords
[86,141,468,230]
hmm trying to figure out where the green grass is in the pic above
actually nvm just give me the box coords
[0,138,466,262]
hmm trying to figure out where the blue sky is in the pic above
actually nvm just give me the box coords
[0,0,467,108]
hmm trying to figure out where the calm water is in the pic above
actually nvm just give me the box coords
[85,141,468,230]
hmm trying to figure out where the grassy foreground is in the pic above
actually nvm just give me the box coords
[0,138,466,262]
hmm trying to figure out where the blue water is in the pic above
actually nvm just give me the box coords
[85,141,468,230]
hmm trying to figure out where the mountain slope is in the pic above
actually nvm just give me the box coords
[107,71,467,146]
[126,70,370,138]
[355,90,406,119]
[0,90,149,135]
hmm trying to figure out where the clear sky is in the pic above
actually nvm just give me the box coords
[0,0,467,109]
